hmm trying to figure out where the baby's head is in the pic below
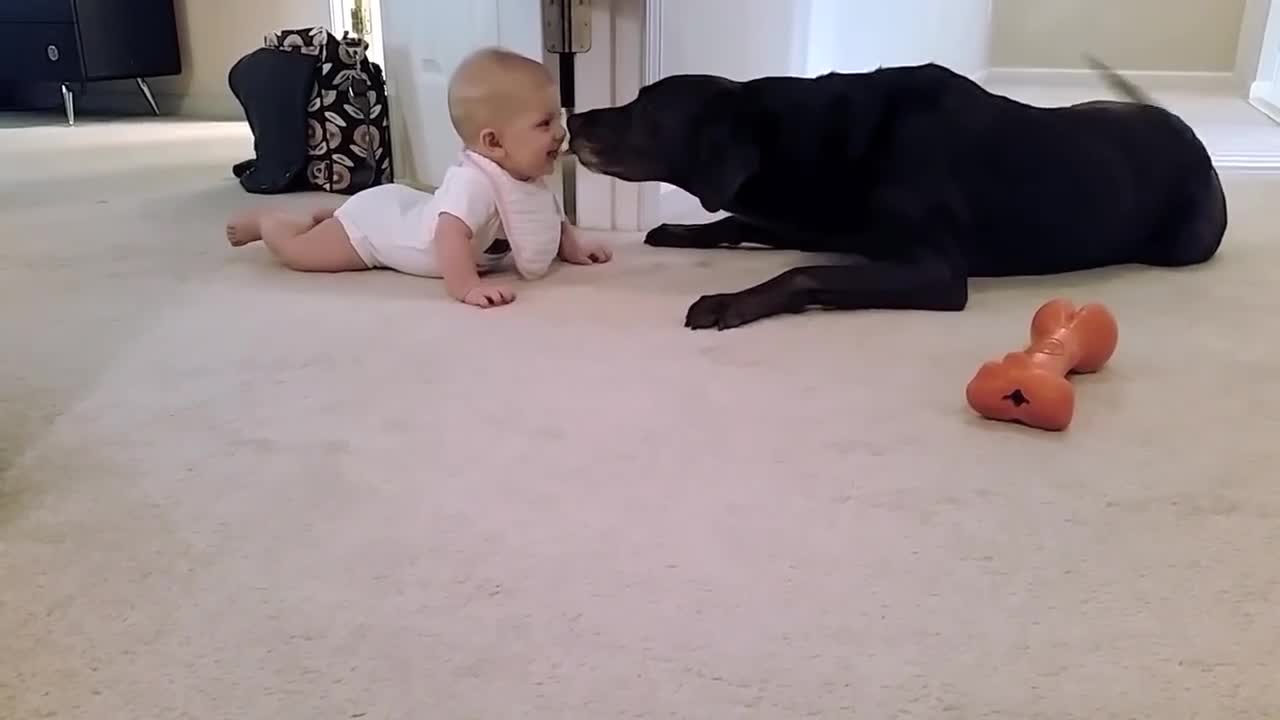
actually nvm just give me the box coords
[448,47,565,181]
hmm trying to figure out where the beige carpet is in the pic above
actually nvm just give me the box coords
[3,112,1279,719]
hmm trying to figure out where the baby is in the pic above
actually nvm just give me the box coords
[225,46,611,308]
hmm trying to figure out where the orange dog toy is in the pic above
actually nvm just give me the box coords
[966,298,1118,431]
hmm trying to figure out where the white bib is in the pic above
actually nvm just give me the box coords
[462,151,563,280]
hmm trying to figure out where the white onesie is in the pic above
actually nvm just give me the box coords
[333,150,564,279]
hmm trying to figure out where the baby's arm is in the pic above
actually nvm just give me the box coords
[557,221,613,265]
[435,212,515,308]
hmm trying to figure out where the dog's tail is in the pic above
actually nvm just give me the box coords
[1083,54,1160,107]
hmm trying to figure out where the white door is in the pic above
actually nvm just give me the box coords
[378,0,543,190]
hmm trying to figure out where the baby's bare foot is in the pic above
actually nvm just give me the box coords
[226,208,269,247]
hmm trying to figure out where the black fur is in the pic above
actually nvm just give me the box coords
[567,61,1227,330]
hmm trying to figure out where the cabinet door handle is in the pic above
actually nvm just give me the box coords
[47,45,60,62]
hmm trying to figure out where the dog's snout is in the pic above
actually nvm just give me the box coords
[567,137,591,162]
[566,114,592,156]
[564,109,627,175]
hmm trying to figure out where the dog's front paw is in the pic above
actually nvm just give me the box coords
[645,223,694,248]
[646,223,728,249]
[685,293,756,331]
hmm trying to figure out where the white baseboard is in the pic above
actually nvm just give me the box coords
[984,67,1236,93]
[76,88,243,121]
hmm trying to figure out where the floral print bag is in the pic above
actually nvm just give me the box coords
[264,27,395,194]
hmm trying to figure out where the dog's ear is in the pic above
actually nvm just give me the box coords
[688,113,758,214]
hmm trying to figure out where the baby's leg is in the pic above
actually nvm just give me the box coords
[226,198,344,246]
[227,208,366,272]
[262,216,366,272]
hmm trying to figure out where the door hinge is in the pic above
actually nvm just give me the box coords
[350,0,372,37]
[543,0,592,53]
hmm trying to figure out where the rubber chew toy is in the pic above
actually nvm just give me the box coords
[966,298,1119,431]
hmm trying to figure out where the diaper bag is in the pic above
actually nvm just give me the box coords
[230,26,394,195]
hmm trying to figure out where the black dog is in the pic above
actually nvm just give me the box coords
[566,60,1227,330]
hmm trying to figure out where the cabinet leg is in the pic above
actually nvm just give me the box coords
[60,83,75,126]
[136,77,160,116]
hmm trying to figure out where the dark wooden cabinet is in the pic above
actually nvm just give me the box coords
[0,0,182,124]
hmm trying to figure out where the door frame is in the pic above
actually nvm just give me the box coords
[635,0,664,232]
[1247,0,1280,122]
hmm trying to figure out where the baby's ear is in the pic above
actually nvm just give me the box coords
[478,128,503,155]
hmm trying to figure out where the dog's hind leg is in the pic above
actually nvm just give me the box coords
[1143,166,1228,268]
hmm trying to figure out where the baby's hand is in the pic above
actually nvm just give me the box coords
[463,282,516,308]
[562,240,613,265]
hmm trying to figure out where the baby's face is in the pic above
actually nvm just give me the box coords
[498,84,566,180]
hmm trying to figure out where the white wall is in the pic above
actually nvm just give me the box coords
[805,0,991,79]
[659,0,991,82]
[659,0,809,79]
[991,0,1247,72]
[164,0,334,117]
